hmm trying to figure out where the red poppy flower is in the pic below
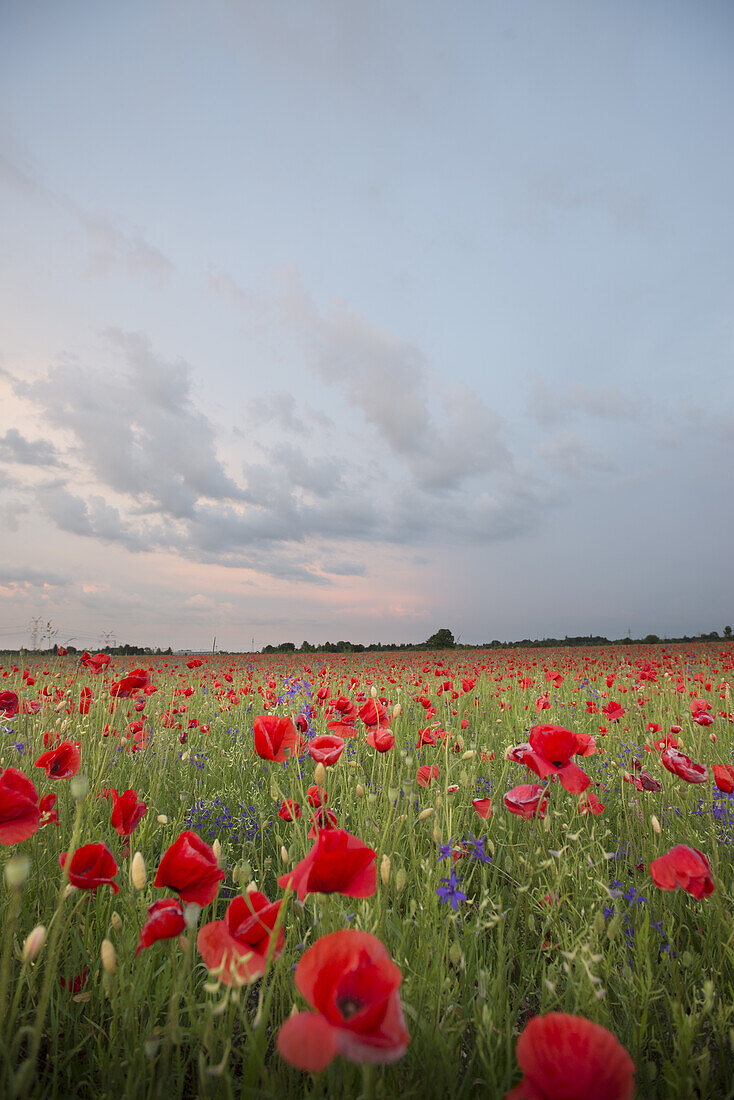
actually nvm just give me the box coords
[60,842,119,894]
[713,764,734,794]
[197,890,284,986]
[307,785,327,807]
[81,652,110,673]
[78,687,92,714]
[186,658,203,669]
[504,784,548,820]
[279,799,302,821]
[253,715,303,763]
[308,806,338,838]
[509,726,590,794]
[34,740,82,780]
[417,764,439,788]
[578,791,605,815]
[0,767,40,844]
[60,967,89,993]
[0,691,19,719]
[308,734,345,766]
[111,668,151,698]
[154,830,225,906]
[661,748,708,784]
[358,699,388,728]
[135,897,185,954]
[366,727,395,753]
[505,1012,634,1100]
[277,930,409,1071]
[110,788,147,836]
[39,792,59,827]
[472,798,492,819]
[601,700,625,723]
[277,828,377,901]
[416,727,437,747]
[650,845,714,899]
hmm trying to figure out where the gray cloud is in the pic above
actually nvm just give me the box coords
[245,391,334,435]
[36,484,150,552]
[528,375,640,425]
[0,428,61,467]
[536,431,617,477]
[0,566,70,588]
[0,152,173,283]
[18,330,244,520]
[281,272,512,489]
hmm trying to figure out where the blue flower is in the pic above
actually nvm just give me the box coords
[437,869,467,911]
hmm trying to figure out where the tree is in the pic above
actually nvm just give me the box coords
[724,626,732,638]
[425,628,455,649]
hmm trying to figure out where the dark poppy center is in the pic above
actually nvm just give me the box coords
[336,994,363,1020]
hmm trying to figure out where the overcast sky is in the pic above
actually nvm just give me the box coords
[1,0,732,651]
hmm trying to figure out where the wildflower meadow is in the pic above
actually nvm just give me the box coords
[0,643,733,1098]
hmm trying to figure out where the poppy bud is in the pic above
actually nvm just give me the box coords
[392,703,402,718]
[70,775,89,802]
[101,938,117,975]
[449,942,463,968]
[157,814,168,825]
[396,868,407,891]
[131,851,146,890]
[183,903,201,929]
[110,911,123,932]
[4,855,30,890]
[432,825,442,844]
[462,750,474,760]
[418,807,434,821]
[280,845,289,864]
[313,762,326,785]
[380,854,391,885]
[212,838,222,861]
[22,925,46,962]
[356,784,364,798]
[63,883,77,899]
[178,935,189,953]
[650,814,661,835]
[370,686,377,698]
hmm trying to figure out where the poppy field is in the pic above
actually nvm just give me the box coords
[1,643,733,1099]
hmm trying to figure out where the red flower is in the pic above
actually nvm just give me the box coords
[504,784,548,820]
[60,842,119,894]
[0,691,19,719]
[187,658,203,669]
[277,930,409,1071]
[713,764,734,794]
[111,668,151,698]
[308,734,345,767]
[253,715,303,763]
[308,806,338,838]
[39,792,59,827]
[358,699,389,728]
[79,687,92,714]
[472,798,492,819]
[197,890,284,986]
[661,747,708,784]
[505,1012,634,1100]
[0,767,40,844]
[601,700,625,723]
[136,897,186,954]
[110,788,147,836]
[307,784,327,807]
[417,764,439,788]
[279,799,302,821]
[578,791,605,815]
[277,828,377,901]
[508,726,590,794]
[366,727,395,753]
[154,831,225,906]
[34,740,81,780]
[650,845,714,899]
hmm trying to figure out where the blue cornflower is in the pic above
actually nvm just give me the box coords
[463,833,492,864]
[437,869,467,911]
[438,838,454,861]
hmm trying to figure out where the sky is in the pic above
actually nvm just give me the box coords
[1,0,733,652]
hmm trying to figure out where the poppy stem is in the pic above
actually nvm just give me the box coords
[360,1062,376,1100]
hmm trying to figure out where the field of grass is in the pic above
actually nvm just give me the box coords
[0,644,733,1098]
